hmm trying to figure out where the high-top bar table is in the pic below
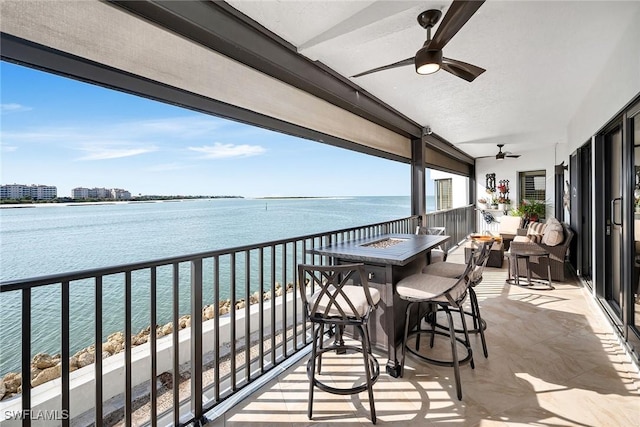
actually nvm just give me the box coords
[310,233,449,377]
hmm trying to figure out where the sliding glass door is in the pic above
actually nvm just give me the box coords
[604,125,624,315]
[629,104,640,354]
[595,99,640,358]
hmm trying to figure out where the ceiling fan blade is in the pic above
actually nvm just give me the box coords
[428,0,485,51]
[441,57,485,82]
[351,57,414,78]
[505,154,521,158]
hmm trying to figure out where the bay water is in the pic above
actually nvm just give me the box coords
[0,196,426,375]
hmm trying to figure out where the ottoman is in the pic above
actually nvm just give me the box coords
[464,241,504,268]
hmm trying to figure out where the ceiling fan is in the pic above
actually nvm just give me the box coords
[351,0,485,82]
[478,144,521,160]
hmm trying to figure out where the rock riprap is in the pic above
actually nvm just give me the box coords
[0,282,296,400]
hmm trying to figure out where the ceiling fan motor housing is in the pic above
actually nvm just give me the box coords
[415,48,443,74]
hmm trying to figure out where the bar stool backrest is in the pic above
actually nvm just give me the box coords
[298,263,377,324]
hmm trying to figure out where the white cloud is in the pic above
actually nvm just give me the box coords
[189,143,266,159]
[1,144,18,152]
[76,145,157,161]
[1,103,31,114]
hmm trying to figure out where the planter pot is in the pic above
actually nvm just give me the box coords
[491,204,498,209]
[499,203,510,211]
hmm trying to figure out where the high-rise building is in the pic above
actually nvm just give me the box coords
[0,184,57,200]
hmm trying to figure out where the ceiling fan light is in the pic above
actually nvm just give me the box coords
[415,48,442,75]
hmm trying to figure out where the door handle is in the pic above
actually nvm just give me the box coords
[611,197,622,226]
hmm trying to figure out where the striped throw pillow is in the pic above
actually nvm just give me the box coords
[527,221,547,236]
[526,233,544,243]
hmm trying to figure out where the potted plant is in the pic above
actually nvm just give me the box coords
[498,197,510,211]
[519,199,546,223]
[491,197,499,209]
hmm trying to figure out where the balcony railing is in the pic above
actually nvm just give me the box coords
[0,206,475,426]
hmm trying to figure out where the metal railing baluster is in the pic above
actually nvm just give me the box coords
[230,252,236,391]
[95,276,103,423]
[292,241,298,350]
[270,245,276,367]
[125,271,132,427]
[61,280,70,427]
[21,288,31,427]
[244,251,250,382]
[258,247,264,373]
[172,263,180,426]
[150,268,157,427]
[281,243,287,358]
[190,259,203,423]
[213,255,220,403]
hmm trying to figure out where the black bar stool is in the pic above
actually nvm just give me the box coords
[395,241,492,400]
[421,238,494,357]
[298,263,380,424]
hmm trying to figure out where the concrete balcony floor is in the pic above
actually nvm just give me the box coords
[208,249,640,426]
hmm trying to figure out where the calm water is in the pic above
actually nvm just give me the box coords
[0,196,427,375]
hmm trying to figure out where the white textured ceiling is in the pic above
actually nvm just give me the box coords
[226,0,639,158]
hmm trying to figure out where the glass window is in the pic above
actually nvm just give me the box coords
[519,170,546,203]
[427,169,469,212]
[435,178,452,210]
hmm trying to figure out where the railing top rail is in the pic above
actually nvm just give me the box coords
[0,215,420,292]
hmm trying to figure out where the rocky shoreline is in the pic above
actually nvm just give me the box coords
[0,282,295,401]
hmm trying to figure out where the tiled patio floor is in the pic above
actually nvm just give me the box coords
[207,250,640,426]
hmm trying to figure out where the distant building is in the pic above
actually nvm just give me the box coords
[111,188,131,200]
[0,184,57,200]
[72,187,131,200]
[71,187,90,199]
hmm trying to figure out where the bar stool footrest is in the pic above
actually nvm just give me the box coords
[406,329,473,367]
[307,344,380,395]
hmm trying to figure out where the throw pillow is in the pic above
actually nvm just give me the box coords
[542,217,564,246]
[527,221,547,236]
[526,233,544,243]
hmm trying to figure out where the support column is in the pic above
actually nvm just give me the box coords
[411,135,426,225]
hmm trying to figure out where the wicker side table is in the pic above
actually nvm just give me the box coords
[506,247,554,290]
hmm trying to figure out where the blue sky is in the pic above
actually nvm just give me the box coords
[1,62,414,198]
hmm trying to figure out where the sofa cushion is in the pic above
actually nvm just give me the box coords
[542,217,565,246]
[498,215,523,235]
